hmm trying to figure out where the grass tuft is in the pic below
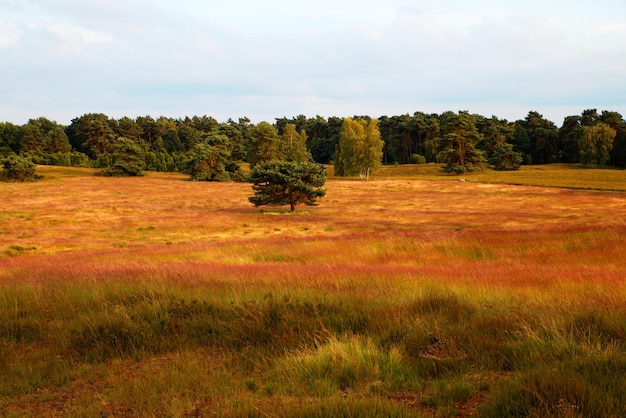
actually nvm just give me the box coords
[272,335,418,396]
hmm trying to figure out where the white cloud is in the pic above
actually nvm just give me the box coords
[1,0,625,125]
[0,20,22,47]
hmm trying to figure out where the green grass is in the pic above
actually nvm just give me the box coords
[374,162,626,191]
[1,283,625,416]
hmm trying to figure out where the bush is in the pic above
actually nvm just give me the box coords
[1,155,42,181]
[491,143,523,171]
[411,154,427,164]
[452,165,466,175]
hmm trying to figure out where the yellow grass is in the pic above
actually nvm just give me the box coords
[375,162,626,191]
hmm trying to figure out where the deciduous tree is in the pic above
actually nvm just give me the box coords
[600,110,626,167]
[334,117,383,180]
[280,123,312,163]
[579,122,616,167]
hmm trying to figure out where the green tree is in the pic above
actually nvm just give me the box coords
[102,137,145,176]
[579,123,616,167]
[1,155,41,181]
[437,111,486,174]
[477,116,514,162]
[334,117,384,180]
[20,118,52,152]
[600,110,626,167]
[136,115,158,147]
[190,115,219,133]
[558,115,584,163]
[511,125,532,164]
[116,117,143,143]
[20,122,46,154]
[379,114,406,164]
[281,123,312,163]
[491,143,523,171]
[156,117,184,153]
[248,161,326,212]
[247,122,282,168]
[0,122,23,156]
[304,116,343,164]
[184,134,244,182]
[66,113,115,158]
[18,118,72,157]
[519,111,559,164]
[218,122,246,162]
[45,126,72,154]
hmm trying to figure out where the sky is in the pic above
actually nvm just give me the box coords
[1,0,626,126]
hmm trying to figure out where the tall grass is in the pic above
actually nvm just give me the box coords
[272,335,415,396]
[1,165,626,416]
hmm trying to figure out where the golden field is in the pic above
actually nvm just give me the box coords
[1,164,625,417]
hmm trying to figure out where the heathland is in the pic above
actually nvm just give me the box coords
[1,164,625,416]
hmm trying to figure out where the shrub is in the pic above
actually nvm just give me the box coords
[491,143,523,171]
[452,165,466,175]
[411,154,427,164]
[1,155,42,181]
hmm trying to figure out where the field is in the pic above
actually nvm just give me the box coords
[1,164,626,417]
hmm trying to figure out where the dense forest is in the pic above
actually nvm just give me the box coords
[1,109,625,177]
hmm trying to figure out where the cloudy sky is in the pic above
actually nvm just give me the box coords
[1,0,625,125]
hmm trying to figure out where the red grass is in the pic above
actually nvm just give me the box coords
[1,169,626,304]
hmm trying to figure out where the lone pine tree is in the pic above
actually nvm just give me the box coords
[248,161,326,212]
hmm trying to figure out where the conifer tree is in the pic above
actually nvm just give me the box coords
[248,161,326,212]
[102,137,145,176]
[437,111,486,174]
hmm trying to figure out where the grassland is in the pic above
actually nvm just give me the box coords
[1,164,625,417]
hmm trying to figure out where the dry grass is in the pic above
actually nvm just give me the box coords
[1,164,626,416]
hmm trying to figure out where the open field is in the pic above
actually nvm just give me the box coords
[1,164,626,416]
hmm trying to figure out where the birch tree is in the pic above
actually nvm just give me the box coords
[334,117,383,180]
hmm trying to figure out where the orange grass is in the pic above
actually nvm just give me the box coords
[2,166,626,416]
[2,167,625,289]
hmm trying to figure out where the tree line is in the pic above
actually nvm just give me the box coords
[1,109,625,177]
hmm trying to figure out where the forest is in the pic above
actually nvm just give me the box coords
[1,108,625,177]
